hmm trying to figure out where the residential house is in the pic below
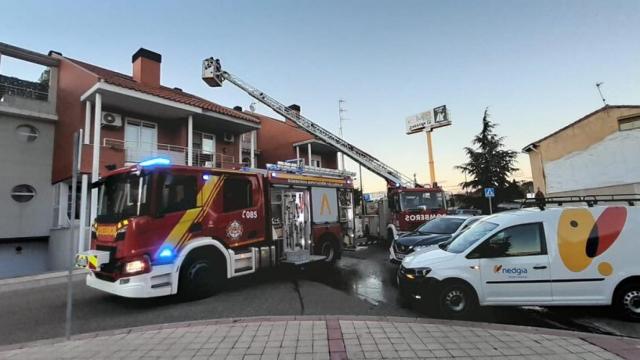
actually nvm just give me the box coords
[523,105,640,197]
[47,47,260,268]
[0,42,59,278]
[245,105,339,169]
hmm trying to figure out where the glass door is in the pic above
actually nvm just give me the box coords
[124,119,157,163]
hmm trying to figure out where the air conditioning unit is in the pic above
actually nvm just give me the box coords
[101,112,123,127]
[223,133,235,143]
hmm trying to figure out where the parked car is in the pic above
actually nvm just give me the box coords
[389,215,483,263]
[449,208,483,216]
[397,205,640,321]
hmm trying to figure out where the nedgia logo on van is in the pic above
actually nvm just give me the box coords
[494,264,528,277]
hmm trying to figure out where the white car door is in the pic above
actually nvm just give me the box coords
[469,223,552,304]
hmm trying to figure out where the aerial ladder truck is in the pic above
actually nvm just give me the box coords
[202,58,447,244]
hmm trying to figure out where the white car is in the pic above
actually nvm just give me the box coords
[398,205,640,321]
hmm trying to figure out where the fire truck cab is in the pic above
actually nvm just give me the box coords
[76,159,355,299]
[360,187,447,244]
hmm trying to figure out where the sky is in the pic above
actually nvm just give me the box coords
[3,0,639,193]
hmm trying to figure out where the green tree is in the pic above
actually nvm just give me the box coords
[455,108,519,208]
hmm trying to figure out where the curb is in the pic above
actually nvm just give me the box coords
[0,269,88,293]
[1,315,639,358]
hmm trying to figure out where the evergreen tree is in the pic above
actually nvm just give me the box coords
[455,108,519,206]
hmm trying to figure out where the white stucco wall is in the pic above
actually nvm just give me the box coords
[544,129,640,193]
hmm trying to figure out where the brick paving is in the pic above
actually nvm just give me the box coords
[0,316,638,359]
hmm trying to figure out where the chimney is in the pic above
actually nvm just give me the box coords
[132,48,161,87]
[288,104,301,114]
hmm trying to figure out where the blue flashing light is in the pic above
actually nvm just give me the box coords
[203,174,211,181]
[140,158,171,167]
[159,248,173,258]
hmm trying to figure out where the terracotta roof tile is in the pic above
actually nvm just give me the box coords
[67,57,259,124]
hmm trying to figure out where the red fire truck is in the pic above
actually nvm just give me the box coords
[201,57,447,245]
[379,186,447,243]
[76,159,354,299]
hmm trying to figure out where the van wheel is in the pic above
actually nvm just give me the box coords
[320,239,338,264]
[614,283,640,322]
[438,282,478,318]
[178,249,225,300]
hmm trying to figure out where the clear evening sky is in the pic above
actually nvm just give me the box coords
[3,1,639,193]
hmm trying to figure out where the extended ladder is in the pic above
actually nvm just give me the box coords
[203,58,415,188]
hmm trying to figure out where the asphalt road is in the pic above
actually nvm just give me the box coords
[0,245,638,346]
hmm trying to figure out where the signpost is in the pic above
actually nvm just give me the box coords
[484,187,495,214]
[405,105,452,186]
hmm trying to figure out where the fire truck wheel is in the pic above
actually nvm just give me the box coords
[178,248,225,300]
[319,238,338,264]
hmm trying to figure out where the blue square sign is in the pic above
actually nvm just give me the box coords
[484,188,495,198]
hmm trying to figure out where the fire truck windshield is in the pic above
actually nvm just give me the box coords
[400,191,444,211]
[97,172,152,222]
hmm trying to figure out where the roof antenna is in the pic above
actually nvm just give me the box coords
[595,82,607,106]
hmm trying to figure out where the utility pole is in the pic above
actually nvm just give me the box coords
[65,130,81,340]
[425,130,436,186]
[338,99,347,170]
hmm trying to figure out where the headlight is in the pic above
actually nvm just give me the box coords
[123,256,151,275]
[403,267,431,279]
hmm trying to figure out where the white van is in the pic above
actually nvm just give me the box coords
[398,204,640,321]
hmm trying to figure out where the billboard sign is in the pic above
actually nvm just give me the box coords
[405,111,432,134]
[406,105,451,134]
[433,105,451,129]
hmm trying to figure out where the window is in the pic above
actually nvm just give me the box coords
[11,184,36,202]
[473,223,546,258]
[16,124,39,142]
[445,221,498,253]
[124,119,157,162]
[416,217,465,235]
[193,131,216,166]
[223,178,253,212]
[310,154,322,168]
[619,116,640,131]
[159,174,197,214]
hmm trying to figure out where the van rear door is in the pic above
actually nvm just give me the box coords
[474,223,552,304]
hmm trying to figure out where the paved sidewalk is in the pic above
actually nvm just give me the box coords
[1,316,639,359]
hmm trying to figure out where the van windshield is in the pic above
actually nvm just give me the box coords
[443,221,498,253]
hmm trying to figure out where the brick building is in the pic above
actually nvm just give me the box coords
[248,105,339,170]
[47,47,261,267]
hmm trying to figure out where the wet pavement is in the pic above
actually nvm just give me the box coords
[0,243,638,346]
[330,244,638,338]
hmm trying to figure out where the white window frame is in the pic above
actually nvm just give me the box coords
[311,154,322,168]
[124,118,158,163]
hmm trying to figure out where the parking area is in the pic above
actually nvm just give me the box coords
[0,243,638,347]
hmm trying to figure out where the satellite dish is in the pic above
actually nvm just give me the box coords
[249,102,256,112]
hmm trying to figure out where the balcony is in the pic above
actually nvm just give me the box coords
[0,75,49,101]
[103,138,239,169]
[0,43,59,120]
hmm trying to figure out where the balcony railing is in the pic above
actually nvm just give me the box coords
[0,75,49,101]
[103,138,236,169]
